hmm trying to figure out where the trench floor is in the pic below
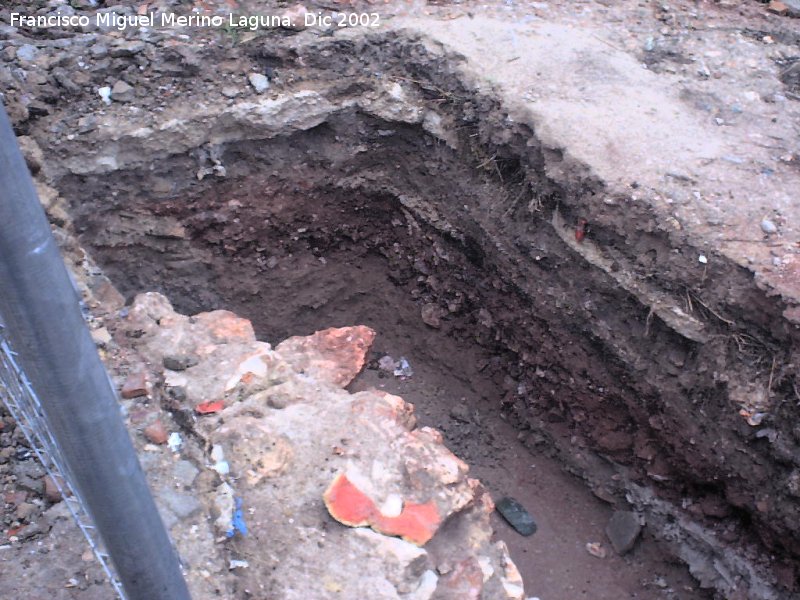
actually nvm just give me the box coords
[227,249,708,599]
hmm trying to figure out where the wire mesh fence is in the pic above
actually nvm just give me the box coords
[0,324,126,599]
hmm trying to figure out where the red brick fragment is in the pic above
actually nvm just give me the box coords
[121,369,148,399]
[143,420,169,445]
[276,326,376,387]
[43,475,64,503]
[768,0,789,16]
[195,400,225,414]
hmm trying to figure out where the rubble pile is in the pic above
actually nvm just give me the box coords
[114,292,525,599]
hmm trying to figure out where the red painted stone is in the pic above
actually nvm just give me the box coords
[323,473,375,527]
[377,501,441,545]
[323,473,441,546]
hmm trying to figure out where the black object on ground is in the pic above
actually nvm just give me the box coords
[495,496,537,536]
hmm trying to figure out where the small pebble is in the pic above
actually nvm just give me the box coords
[586,541,607,558]
[111,80,134,103]
[221,86,240,99]
[761,218,778,234]
[605,510,642,555]
[91,327,112,347]
[248,73,269,94]
[163,354,199,371]
[16,44,38,62]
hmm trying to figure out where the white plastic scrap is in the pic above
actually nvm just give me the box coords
[229,559,249,570]
[211,444,225,462]
[213,482,235,536]
[393,357,413,378]
[167,432,182,453]
[98,86,112,105]
[212,461,230,475]
[378,355,414,378]
[210,444,230,474]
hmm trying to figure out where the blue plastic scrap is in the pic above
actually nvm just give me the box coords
[227,497,248,538]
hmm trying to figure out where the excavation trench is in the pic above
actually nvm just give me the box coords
[64,116,709,598]
[36,32,800,600]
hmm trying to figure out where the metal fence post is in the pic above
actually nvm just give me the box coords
[0,103,191,599]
